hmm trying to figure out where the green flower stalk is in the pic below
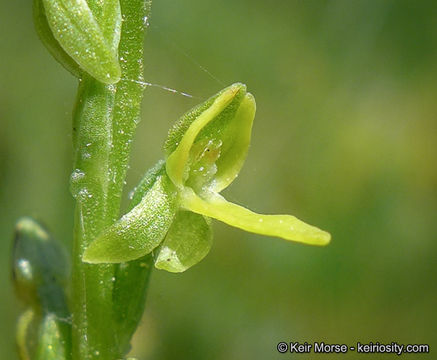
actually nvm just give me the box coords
[83,83,331,272]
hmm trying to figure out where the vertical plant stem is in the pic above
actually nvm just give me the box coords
[71,1,152,359]
[71,76,118,360]
[108,0,151,218]
[110,1,154,354]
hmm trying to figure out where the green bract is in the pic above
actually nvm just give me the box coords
[83,83,331,272]
[40,0,121,83]
[34,0,82,78]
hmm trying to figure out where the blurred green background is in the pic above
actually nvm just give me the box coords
[1,0,436,359]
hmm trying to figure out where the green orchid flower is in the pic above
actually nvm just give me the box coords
[83,83,331,272]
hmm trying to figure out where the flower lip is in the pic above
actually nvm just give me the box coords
[180,187,331,247]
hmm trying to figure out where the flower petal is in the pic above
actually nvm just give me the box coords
[166,83,243,188]
[211,92,256,192]
[83,173,178,263]
[180,188,331,246]
[155,211,212,273]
